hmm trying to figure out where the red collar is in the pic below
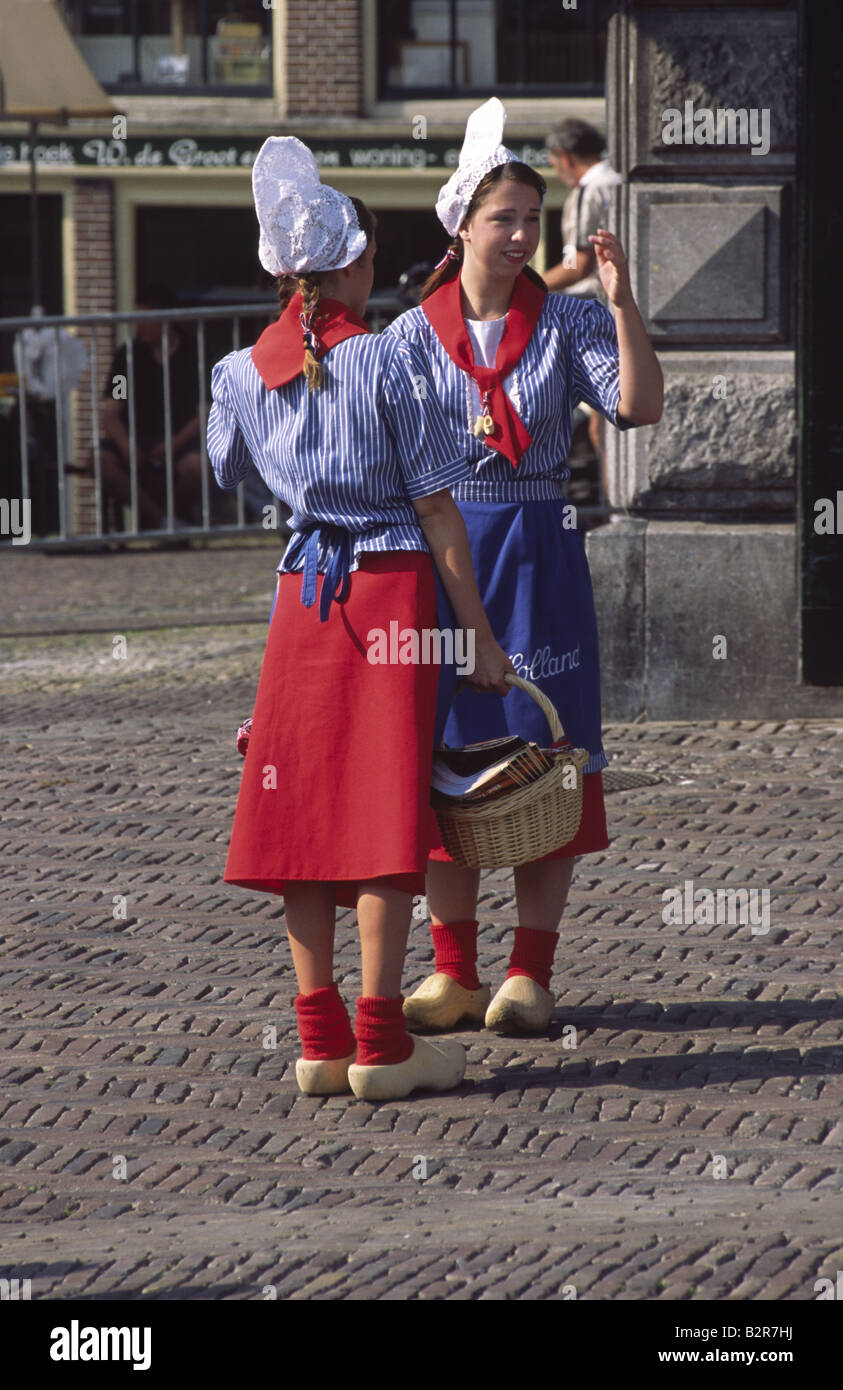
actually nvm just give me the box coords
[422,268,546,466]
[251,292,371,390]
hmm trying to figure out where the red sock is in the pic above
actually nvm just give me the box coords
[431,919,481,990]
[506,927,559,991]
[294,984,356,1061]
[354,996,414,1067]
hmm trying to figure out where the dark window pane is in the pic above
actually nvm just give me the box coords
[136,1,172,35]
[69,1,128,35]
[136,204,271,366]
[206,0,271,27]
[378,0,418,93]
[0,193,64,356]
[369,207,444,296]
[206,1,272,86]
[512,0,596,85]
[137,205,267,303]
[377,0,612,94]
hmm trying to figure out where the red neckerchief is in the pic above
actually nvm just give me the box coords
[422,268,546,466]
[251,292,371,389]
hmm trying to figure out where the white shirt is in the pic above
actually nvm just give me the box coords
[464,315,521,419]
[578,157,622,191]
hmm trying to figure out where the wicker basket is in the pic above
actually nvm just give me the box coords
[433,674,590,868]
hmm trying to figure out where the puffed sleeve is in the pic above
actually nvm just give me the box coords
[379,337,471,499]
[568,299,632,429]
[206,353,254,488]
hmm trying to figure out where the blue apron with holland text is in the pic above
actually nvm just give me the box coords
[434,493,607,772]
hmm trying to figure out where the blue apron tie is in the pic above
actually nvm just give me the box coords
[300,524,353,622]
[268,525,354,626]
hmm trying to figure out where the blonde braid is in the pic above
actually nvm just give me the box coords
[298,273,323,392]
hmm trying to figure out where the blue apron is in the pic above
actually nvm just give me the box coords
[434,485,606,772]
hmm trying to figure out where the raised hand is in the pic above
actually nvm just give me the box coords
[588,228,633,308]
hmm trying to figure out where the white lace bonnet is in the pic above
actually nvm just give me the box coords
[436,97,524,236]
[252,136,367,276]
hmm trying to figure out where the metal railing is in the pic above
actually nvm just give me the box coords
[0,302,281,549]
[0,298,619,551]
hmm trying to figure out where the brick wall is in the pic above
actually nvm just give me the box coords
[72,178,115,532]
[286,0,362,116]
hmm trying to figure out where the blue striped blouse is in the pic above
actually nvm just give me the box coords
[206,333,471,575]
[383,292,626,499]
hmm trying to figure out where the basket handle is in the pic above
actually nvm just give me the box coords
[449,673,569,746]
[502,673,566,743]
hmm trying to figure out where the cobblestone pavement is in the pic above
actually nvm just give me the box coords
[0,548,841,1301]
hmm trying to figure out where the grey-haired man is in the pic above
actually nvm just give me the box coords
[544,119,623,502]
[544,118,621,300]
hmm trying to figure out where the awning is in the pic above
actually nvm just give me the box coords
[0,0,113,120]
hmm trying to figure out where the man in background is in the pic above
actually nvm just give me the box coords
[543,118,621,301]
[544,120,624,509]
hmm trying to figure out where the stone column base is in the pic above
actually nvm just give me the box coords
[585,520,843,720]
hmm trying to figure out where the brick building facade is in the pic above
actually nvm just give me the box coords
[285,0,363,116]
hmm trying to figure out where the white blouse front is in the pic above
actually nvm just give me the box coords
[465,315,506,366]
[464,314,521,420]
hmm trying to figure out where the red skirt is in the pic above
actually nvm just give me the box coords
[224,551,440,909]
[428,769,609,863]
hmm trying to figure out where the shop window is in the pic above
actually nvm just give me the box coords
[135,203,445,311]
[64,0,272,93]
[377,0,613,97]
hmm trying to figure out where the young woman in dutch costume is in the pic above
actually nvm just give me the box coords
[385,99,663,1036]
[206,137,513,1100]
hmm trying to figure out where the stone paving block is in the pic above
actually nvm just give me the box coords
[0,560,841,1299]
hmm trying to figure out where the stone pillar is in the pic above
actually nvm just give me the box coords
[586,0,841,718]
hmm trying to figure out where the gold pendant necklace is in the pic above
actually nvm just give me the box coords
[472,390,494,439]
[472,413,494,438]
